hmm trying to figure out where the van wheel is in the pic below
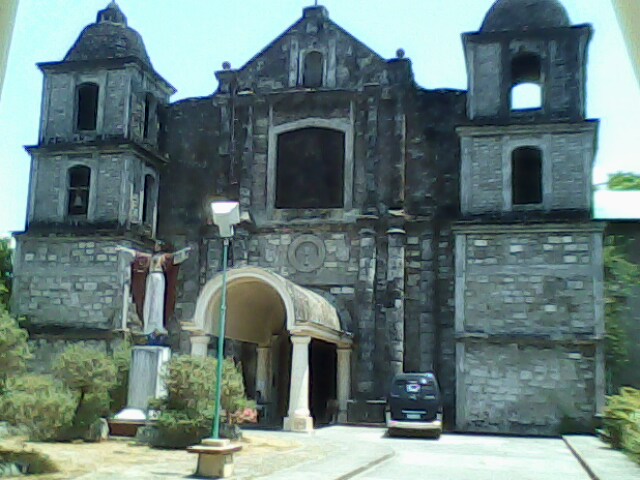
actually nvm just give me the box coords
[432,430,441,440]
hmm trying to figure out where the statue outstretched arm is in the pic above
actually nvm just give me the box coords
[116,246,149,259]
[172,246,192,265]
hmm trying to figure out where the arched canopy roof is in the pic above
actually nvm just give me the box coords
[481,0,571,32]
[191,267,351,347]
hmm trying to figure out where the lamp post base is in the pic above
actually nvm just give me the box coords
[188,438,242,478]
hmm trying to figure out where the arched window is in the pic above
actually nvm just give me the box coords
[276,127,345,209]
[76,83,99,131]
[67,165,91,217]
[510,53,542,110]
[143,93,155,140]
[303,51,324,88]
[512,147,543,205]
[142,174,156,224]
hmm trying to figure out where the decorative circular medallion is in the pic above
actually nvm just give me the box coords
[288,235,326,273]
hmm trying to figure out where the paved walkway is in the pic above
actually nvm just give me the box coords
[563,435,640,480]
[349,428,589,480]
[24,427,640,479]
[259,427,392,480]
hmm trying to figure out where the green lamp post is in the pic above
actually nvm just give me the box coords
[210,201,240,439]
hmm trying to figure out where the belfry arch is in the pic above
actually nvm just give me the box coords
[187,267,352,432]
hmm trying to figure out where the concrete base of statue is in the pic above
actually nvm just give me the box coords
[188,438,242,478]
[114,346,171,422]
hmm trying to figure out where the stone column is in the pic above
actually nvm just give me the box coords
[283,335,313,433]
[386,228,405,377]
[355,228,377,396]
[190,335,210,358]
[337,348,352,423]
[120,278,131,331]
[255,345,271,402]
[117,250,133,331]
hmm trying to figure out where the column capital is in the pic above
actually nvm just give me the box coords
[290,335,311,346]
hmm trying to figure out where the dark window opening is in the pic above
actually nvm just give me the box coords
[143,93,154,139]
[67,165,91,217]
[512,147,543,205]
[276,127,345,209]
[142,174,156,224]
[510,53,542,110]
[303,51,324,88]
[76,83,99,131]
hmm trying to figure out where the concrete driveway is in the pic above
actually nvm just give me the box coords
[340,427,590,480]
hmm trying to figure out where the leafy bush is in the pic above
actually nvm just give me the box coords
[109,340,132,415]
[149,355,255,448]
[0,237,12,305]
[0,375,75,441]
[53,345,117,441]
[603,387,640,464]
[604,237,640,390]
[0,305,31,393]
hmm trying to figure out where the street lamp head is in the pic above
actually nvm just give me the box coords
[210,201,240,238]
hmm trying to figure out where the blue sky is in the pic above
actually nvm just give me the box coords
[0,0,638,235]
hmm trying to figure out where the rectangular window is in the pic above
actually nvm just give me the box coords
[76,83,99,131]
[512,147,543,205]
[67,165,91,217]
[276,128,345,209]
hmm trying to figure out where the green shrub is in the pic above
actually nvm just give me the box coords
[0,237,12,305]
[53,344,117,441]
[603,387,640,464]
[0,444,59,475]
[0,375,75,441]
[109,340,132,415]
[0,305,31,393]
[160,355,216,414]
[149,355,255,448]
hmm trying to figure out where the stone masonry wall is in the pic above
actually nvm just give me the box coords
[460,342,597,435]
[31,153,130,224]
[460,129,595,216]
[463,231,599,335]
[27,336,126,374]
[455,224,604,434]
[12,237,132,329]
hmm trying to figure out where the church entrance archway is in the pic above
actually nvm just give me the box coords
[187,267,352,432]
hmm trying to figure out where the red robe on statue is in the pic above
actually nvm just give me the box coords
[130,253,181,328]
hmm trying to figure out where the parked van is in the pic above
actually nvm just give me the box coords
[385,372,443,438]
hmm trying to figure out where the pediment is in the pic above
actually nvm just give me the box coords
[216,6,395,94]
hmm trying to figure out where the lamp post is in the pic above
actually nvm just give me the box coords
[210,201,240,439]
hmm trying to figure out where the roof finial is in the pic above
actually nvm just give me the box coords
[97,0,127,26]
[314,0,318,5]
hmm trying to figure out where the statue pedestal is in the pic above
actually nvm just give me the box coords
[114,346,171,422]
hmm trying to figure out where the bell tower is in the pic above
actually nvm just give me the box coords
[454,0,605,435]
[12,2,175,330]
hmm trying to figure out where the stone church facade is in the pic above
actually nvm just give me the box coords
[11,0,604,435]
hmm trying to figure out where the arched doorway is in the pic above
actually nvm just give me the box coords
[187,267,353,432]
